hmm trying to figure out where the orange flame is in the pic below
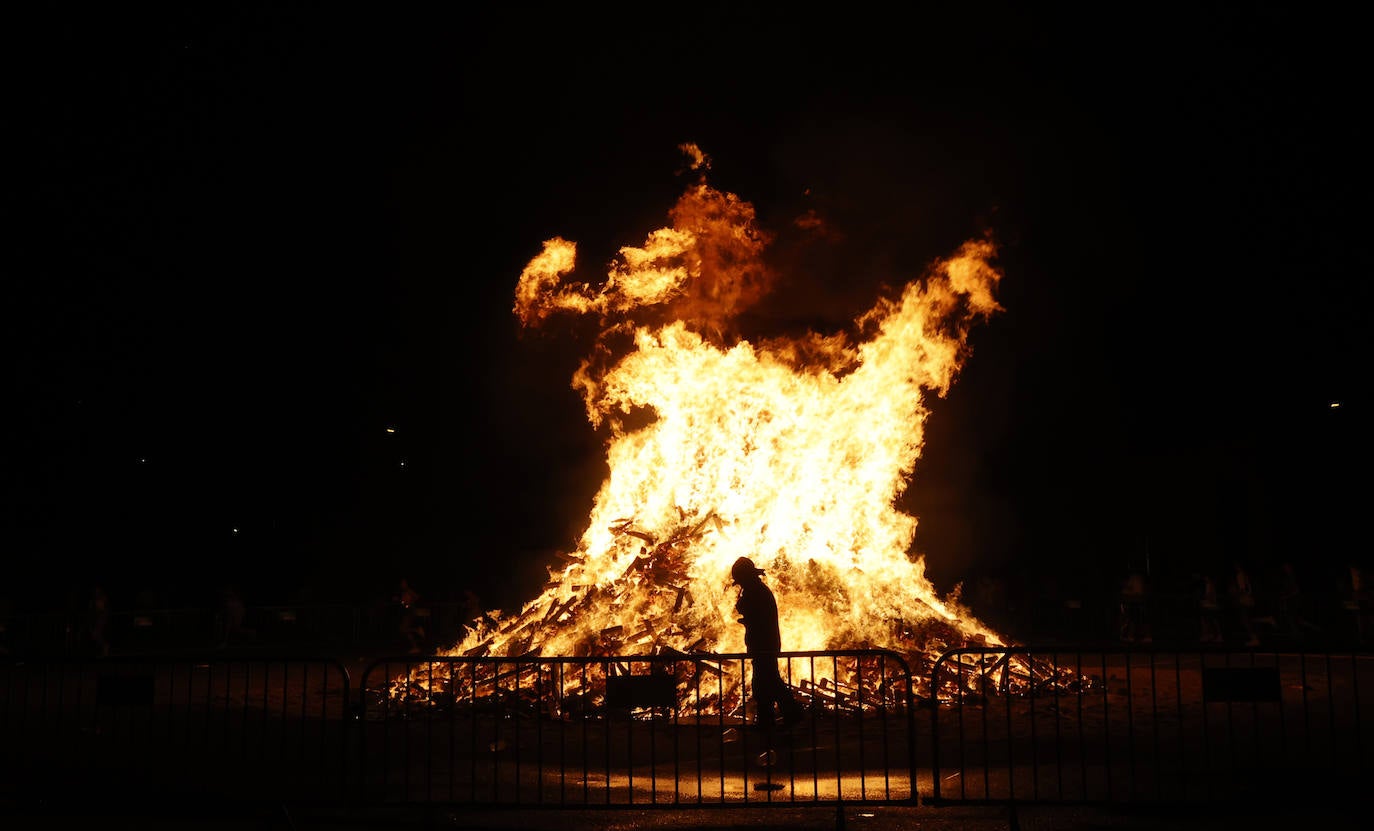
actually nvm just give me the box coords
[455,144,1005,666]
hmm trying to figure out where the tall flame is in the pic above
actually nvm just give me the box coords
[453,144,1005,667]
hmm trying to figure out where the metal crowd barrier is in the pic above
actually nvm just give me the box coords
[926,646,1374,806]
[0,655,353,804]
[7,646,1371,818]
[355,650,918,811]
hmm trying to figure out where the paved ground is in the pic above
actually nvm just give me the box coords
[3,799,1370,830]
[5,649,1370,829]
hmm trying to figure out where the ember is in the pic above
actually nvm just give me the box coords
[399,144,1028,708]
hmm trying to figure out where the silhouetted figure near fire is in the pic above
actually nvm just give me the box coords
[730,556,805,731]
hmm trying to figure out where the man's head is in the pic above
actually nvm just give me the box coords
[731,556,765,584]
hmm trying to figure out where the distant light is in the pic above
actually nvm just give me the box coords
[398,459,407,468]
[231,527,239,536]
[385,426,396,433]
[1329,400,1342,409]
[137,457,146,464]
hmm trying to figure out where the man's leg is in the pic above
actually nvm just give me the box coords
[752,659,780,726]
[774,659,804,726]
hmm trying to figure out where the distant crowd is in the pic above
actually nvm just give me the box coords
[1,559,1369,659]
[966,557,1372,649]
[0,575,487,659]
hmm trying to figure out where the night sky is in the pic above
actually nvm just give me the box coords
[10,5,1368,615]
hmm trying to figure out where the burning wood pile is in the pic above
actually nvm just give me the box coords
[463,513,723,661]
[387,513,1001,716]
[389,145,1077,715]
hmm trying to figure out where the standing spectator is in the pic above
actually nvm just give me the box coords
[971,574,1009,633]
[1118,569,1151,644]
[1343,562,1371,646]
[461,588,483,626]
[215,584,255,648]
[0,593,12,656]
[394,577,426,654]
[1228,561,1261,647]
[87,584,110,657]
[1196,572,1223,644]
[1276,561,1319,642]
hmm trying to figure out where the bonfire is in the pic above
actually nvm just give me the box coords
[395,144,1023,711]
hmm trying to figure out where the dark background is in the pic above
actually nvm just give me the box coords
[8,5,1367,622]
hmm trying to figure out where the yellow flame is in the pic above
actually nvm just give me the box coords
[469,144,1005,665]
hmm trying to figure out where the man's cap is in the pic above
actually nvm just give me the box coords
[731,556,766,583]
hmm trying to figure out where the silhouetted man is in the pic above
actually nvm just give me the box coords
[731,556,805,730]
